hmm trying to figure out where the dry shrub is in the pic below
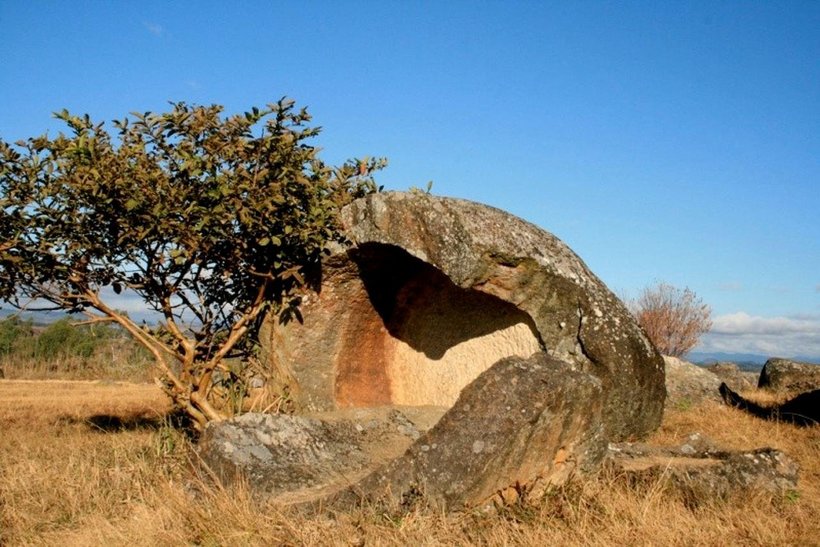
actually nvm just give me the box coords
[631,282,712,357]
[1,381,818,546]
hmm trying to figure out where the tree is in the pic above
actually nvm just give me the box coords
[0,99,384,430]
[630,282,712,358]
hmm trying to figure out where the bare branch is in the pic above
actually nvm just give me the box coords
[630,282,712,358]
[72,316,116,326]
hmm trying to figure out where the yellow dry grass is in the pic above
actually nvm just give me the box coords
[0,380,818,546]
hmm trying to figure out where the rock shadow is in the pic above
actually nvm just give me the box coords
[350,243,544,360]
[57,411,188,433]
[719,383,820,427]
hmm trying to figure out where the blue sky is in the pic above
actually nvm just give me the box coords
[1,1,818,358]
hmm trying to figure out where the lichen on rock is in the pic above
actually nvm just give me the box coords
[262,192,665,441]
[217,191,670,509]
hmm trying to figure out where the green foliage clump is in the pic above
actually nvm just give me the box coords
[0,316,33,356]
[0,98,384,428]
[33,318,107,360]
[0,315,153,380]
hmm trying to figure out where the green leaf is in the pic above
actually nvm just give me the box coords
[0,97,386,430]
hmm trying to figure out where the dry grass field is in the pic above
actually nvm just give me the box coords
[0,379,818,546]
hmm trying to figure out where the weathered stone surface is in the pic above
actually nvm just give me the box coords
[705,362,758,391]
[329,353,607,510]
[758,358,820,392]
[663,356,722,406]
[262,192,665,441]
[197,406,446,504]
[607,436,800,503]
[200,353,606,510]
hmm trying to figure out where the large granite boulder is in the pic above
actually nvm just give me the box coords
[758,358,820,393]
[261,192,665,442]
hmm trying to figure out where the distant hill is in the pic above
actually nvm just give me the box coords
[688,351,820,372]
[0,307,157,326]
[688,352,769,366]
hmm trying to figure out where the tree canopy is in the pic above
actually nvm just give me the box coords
[0,99,384,429]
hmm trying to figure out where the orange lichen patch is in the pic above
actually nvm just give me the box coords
[553,448,569,467]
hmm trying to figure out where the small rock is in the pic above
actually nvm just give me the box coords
[606,441,799,504]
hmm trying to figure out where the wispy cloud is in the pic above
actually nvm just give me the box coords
[697,312,820,359]
[717,281,743,292]
[144,22,164,37]
[711,312,819,335]
[816,284,820,293]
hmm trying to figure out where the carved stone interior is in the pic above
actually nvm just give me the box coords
[334,243,543,407]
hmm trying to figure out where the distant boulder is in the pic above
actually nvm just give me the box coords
[758,358,820,392]
[705,362,757,391]
[663,355,722,406]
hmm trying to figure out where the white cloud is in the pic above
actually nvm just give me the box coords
[711,312,819,335]
[144,22,164,36]
[816,284,820,293]
[697,312,820,359]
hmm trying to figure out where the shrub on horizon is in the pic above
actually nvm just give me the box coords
[630,282,712,358]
